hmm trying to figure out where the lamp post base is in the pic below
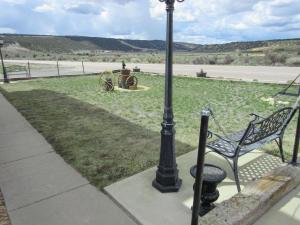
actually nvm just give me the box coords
[153,122,182,193]
[152,178,182,193]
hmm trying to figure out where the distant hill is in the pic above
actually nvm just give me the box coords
[1,34,300,54]
[193,39,300,53]
[0,34,198,53]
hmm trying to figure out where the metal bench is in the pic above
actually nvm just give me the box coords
[206,107,297,192]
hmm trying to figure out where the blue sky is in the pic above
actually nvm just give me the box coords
[0,0,300,44]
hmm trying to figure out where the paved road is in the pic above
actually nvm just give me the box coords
[5,59,300,83]
[0,93,137,225]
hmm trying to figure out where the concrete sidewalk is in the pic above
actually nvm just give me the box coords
[0,93,137,225]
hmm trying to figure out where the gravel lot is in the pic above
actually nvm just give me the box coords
[5,59,300,83]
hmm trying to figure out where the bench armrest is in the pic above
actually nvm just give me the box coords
[208,130,238,143]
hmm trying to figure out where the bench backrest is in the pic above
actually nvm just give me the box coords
[241,107,295,146]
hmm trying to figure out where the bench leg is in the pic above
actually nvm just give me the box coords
[275,138,285,162]
[233,158,241,192]
[206,150,241,192]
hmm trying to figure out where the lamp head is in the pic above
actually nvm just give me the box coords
[159,0,185,2]
[159,0,184,9]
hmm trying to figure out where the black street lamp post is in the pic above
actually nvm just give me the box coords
[153,0,185,193]
[0,40,9,83]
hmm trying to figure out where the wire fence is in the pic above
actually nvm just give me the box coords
[1,60,103,81]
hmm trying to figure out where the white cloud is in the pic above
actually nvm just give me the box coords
[165,0,300,43]
[63,2,101,15]
[228,22,248,30]
[0,27,16,33]
[2,0,26,4]
[1,0,300,44]
[99,11,110,22]
[34,3,56,13]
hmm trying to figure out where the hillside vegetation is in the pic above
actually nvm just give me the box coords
[1,34,300,66]
[2,34,198,52]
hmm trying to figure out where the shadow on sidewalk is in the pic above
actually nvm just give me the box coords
[239,154,282,183]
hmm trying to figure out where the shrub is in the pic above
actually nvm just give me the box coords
[102,57,109,62]
[57,56,65,60]
[244,56,250,64]
[235,49,242,57]
[147,56,160,64]
[264,50,287,65]
[286,57,300,66]
[90,58,98,62]
[208,56,218,65]
[131,58,141,63]
[193,56,207,65]
[223,55,235,65]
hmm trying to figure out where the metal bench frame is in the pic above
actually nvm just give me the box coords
[206,107,297,192]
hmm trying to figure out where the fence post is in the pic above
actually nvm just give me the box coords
[82,61,85,74]
[191,109,210,225]
[27,61,31,78]
[57,60,60,76]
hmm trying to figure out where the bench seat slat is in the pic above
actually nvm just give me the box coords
[207,131,280,158]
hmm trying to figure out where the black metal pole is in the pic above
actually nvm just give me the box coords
[292,106,300,165]
[153,0,184,193]
[0,46,9,83]
[191,109,210,225]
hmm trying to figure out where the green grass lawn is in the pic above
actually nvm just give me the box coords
[0,64,27,75]
[0,73,298,189]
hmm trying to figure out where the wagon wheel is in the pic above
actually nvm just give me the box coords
[126,75,138,90]
[104,79,114,91]
[99,72,115,92]
[99,73,105,87]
